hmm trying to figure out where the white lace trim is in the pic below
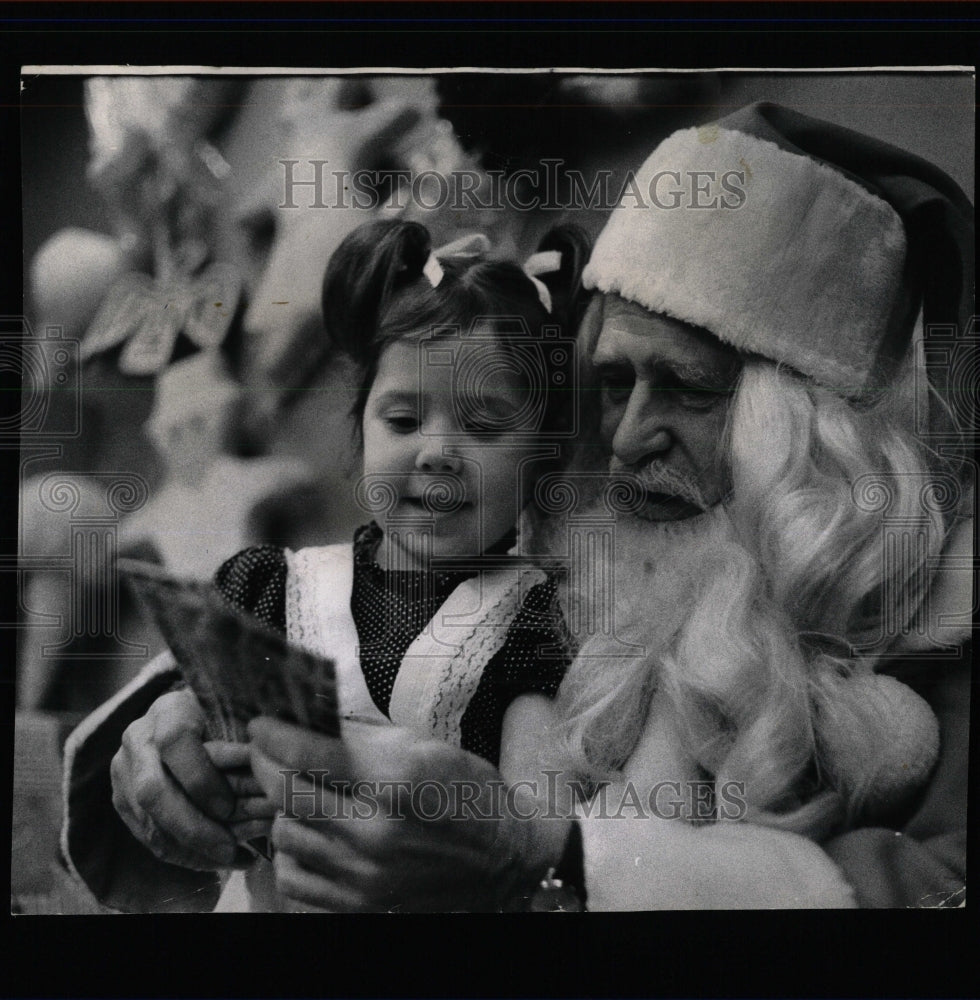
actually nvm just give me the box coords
[391,566,546,746]
[286,545,546,744]
[284,547,319,656]
[286,545,389,723]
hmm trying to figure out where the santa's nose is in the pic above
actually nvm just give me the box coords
[611,386,672,466]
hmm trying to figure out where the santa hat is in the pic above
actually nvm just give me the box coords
[583,102,974,395]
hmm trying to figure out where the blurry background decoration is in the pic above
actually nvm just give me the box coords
[79,77,244,377]
[116,350,313,580]
[81,263,241,377]
[16,70,975,912]
[83,76,236,280]
[16,471,157,713]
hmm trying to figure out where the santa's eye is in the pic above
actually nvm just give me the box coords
[671,385,729,410]
[597,365,634,405]
[653,370,733,411]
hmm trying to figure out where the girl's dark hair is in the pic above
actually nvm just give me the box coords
[321,219,592,439]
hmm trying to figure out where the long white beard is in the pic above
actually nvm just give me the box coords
[526,495,753,778]
[528,495,741,661]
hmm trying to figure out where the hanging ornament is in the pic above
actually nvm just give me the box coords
[81,262,241,376]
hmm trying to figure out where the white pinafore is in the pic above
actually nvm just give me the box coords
[215,543,544,911]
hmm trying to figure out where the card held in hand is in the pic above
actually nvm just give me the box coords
[119,558,339,742]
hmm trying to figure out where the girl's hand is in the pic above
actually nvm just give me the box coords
[110,688,256,871]
[247,717,571,912]
[204,740,278,846]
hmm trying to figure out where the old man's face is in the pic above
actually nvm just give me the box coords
[592,294,740,521]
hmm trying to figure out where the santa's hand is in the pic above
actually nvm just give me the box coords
[204,740,278,827]
[110,688,254,871]
[247,717,570,912]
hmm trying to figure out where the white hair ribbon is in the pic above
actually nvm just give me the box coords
[422,253,444,288]
[423,233,494,289]
[523,249,563,315]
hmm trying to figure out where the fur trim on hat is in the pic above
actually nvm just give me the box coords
[583,126,908,393]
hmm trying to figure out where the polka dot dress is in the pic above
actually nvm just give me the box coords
[213,524,571,767]
[214,544,288,633]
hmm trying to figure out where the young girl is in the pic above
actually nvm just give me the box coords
[61,219,591,913]
[217,219,589,775]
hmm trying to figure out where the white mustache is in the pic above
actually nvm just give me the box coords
[609,460,709,511]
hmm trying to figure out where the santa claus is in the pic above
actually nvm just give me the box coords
[63,103,972,911]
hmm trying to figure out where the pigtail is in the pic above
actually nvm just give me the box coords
[321,220,432,364]
[534,223,593,333]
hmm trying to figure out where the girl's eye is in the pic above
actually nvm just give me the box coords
[461,416,504,437]
[384,414,420,433]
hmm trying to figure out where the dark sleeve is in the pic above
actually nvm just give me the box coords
[493,574,572,700]
[213,545,288,635]
[458,575,572,767]
[61,654,222,913]
[822,651,969,908]
[60,547,290,912]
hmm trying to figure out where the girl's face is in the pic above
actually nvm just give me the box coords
[362,335,535,569]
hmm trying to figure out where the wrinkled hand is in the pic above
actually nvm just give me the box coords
[110,688,275,871]
[248,717,571,912]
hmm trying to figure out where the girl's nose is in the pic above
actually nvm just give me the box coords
[415,439,463,474]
